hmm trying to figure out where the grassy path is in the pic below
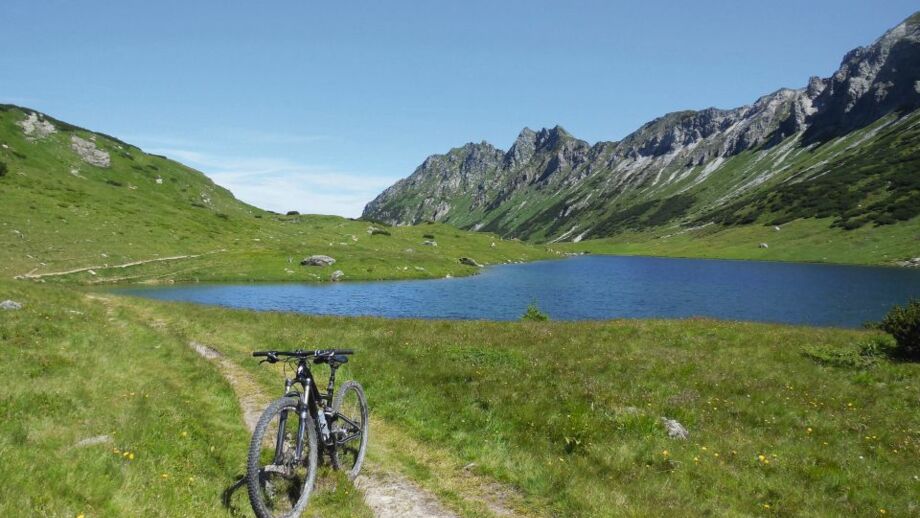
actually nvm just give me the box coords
[108,293,528,518]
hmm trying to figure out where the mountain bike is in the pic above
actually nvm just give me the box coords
[246,349,369,518]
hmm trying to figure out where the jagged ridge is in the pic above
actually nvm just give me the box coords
[364,12,920,242]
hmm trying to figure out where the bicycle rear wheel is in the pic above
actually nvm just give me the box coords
[247,397,318,518]
[331,380,369,480]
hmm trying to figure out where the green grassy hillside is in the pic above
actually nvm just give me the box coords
[0,105,551,285]
[3,280,917,516]
[559,216,919,266]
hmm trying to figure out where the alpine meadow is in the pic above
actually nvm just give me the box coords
[1,4,919,518]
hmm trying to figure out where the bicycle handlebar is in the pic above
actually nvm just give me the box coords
[252,349,355,359]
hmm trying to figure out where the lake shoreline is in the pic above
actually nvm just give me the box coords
[110,255,920,329]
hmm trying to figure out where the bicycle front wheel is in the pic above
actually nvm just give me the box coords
[331,380,369,480]
[247,397,318,518]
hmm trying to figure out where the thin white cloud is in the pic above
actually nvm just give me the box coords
[150,147,397,218]
[125,129,332,150]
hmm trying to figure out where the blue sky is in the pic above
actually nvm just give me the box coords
[1,1,916,216]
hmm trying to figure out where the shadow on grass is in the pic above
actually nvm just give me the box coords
[221,474,248,512]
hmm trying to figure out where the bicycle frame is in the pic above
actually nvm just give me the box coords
[275,359,338,463]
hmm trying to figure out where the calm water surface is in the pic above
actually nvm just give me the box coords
[116,256,920,328]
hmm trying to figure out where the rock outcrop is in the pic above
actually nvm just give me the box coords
[18,112,56,139]
[71,135,111,168]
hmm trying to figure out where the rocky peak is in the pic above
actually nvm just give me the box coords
[803,12,920,142]
[504,125,579,167]
[505,127,537,168]
[534,125,572,150]
[806,76,827,97]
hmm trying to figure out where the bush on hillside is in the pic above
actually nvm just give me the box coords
[286,210,300,216]
[872,299,920,361]
[0,161,7,177]
[521,302,549,322]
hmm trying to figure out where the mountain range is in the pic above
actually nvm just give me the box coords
[363,12,920,244]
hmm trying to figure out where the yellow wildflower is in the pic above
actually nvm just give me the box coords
[662,450,670,457]
[128,453,134,461]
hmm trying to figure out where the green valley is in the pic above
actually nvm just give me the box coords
[0,105,550,286]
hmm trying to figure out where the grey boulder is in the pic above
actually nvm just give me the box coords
[301,255,336,266]
[459,257,482,267]
[661,417,689,440]
[1,300,23,310]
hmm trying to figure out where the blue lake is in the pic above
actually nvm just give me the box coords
[116,256,920,328]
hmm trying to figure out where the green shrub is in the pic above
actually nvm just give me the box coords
[801,335,894,369]
[521,302,549,322]
[423,233,435,239]
[286,210,300,216]
[873,299,920,360]
[370,228,391,236]
[0,161,7,177]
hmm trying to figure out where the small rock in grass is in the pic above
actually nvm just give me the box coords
[661,418,689,440]
[330,270,344,282]
[423,240,437,247]
[1,300,23,310]
[74,435,112,448]
[300,255,336,267]
[758,242,769,249]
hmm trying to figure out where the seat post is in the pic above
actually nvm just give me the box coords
[326,364,338,400]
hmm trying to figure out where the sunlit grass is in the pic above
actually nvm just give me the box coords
[125,292,920,516]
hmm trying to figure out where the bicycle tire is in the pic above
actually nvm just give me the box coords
[247,397,318,518]
[330,380,369,480]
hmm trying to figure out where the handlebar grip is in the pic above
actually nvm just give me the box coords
[338,349,355,355]
[252,351,271,357]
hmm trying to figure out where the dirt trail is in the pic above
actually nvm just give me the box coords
[90,293,527,518]
[185,340,464,518]
[14,249,225,280]
[188,341,266,432]
[355,469,458,518]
